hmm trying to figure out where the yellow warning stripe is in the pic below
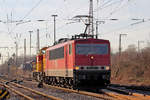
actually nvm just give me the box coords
[0,90,9,99]
[0,91,8,98]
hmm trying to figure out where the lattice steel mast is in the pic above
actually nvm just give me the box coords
[89,0,94,35]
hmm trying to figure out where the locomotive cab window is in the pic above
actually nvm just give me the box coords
[76,44,108,55]
[69,44,72,55]
[49,47,64,60]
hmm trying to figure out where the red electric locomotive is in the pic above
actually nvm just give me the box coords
[42,34,111,89]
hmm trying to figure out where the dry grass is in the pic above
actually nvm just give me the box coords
[111,45,150,86]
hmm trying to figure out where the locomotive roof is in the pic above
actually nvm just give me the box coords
[46,38,110,51]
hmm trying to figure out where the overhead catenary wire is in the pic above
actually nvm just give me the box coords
[60,0,90,20]
[101,0,113,7]
[101,19,150,36]
[0,0,45,59]
[39,20,82,46]
[94,0,138,36]
[7,0,44,36]
[95,0,113,11]
[0,0,16,42]
[21,0,44,21]
[40,22,71,40]
[43,0,130,39]
[94,0,124,12]
[105,0,131,19]
[0,0,146,42]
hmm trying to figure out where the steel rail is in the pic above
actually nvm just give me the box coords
[10,82,62,100]
[132,93,150,100]
[111,84,150,91]
[0,79,62,100]
[0,83,34,100]
[107,86,131,95]
[6,78,150,100]
[23,80,115,100]
[43,83,114,100]
[108,85,150,100]
[23,80,113,100]
[101,89,149,100]
[27,80,149,100]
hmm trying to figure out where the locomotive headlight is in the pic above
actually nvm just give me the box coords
[105,66,110,70]
[75,66,79,70]
[91,56,94,59]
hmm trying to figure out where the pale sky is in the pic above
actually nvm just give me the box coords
[0,0,150,63]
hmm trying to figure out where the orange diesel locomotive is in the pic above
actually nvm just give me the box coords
[33,34,111,89]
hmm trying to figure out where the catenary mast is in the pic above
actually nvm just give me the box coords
[89,0,94,35]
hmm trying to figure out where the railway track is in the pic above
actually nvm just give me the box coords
[100,88,150,100]
[22,80,113,100]
[1,76,150,100]
[43,83,113,100]
[0,78,111,100]
[111,84,150,92]
[24,79,150,100]
[43,81,150,100]
[103,86,150,100]
[0,79,61,100]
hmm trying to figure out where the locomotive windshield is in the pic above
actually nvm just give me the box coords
[76,44,108,55]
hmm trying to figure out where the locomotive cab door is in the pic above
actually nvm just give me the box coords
[65,45,69,77]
